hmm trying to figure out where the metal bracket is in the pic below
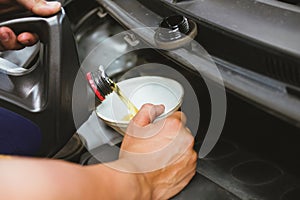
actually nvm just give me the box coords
[124,33,140,47]
[97,6,107,18]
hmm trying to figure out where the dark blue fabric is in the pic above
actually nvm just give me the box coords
[0,107,41,156]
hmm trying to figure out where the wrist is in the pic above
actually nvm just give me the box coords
[86,159,152,200]
[108,159,152,200]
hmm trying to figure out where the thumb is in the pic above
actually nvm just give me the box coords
[131,104,165,127]
[17,0,61,16]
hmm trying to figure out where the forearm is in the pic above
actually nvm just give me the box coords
[87,159,151,200]
[0,157,95,199]
[0,157,148,200]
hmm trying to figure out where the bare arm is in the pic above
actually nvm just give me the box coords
[0,104,196,200]
[0,157,144,200]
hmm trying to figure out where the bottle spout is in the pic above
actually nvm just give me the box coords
[86,65,114,102]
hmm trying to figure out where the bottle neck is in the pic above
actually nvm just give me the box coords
[86,68,114,102]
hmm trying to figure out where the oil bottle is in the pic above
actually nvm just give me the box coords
[0,9,80,157]
[86,66,138,118]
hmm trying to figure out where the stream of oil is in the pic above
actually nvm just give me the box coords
[112,83,139,121]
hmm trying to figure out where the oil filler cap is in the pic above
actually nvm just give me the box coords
[154,15,197,49]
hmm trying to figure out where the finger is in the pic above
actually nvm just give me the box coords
[17,32,39,46]
[131,104,165,127]
[167,111,187,126]
[0,27,23,50]
[16,0,61,16]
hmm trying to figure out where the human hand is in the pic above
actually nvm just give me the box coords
[0,0,61,51]
[119,104,197,200]
[0,104,197,200]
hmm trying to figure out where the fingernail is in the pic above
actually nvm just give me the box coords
[45,1,62,8]
[22,39,31,45]
[158,104,165,111]
[0,32,10,42]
